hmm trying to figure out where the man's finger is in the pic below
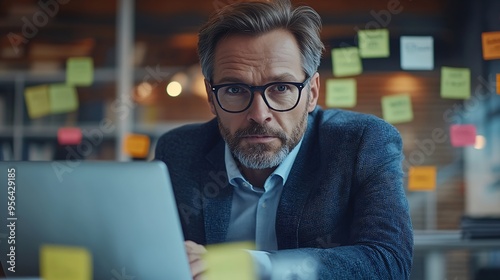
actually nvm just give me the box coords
[185,240,207,254]
[188,252,203,263]
[190,258,206,279]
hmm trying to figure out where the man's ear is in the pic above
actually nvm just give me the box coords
[307,72,320,112]
[204,79,217,115]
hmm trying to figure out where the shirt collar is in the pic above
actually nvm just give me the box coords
[224,137,303,190]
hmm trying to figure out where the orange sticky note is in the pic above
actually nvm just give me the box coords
[124,134,150,158]
[497,73,500,94]
[408,166,436,191]
[482,31,500,60]
[40,244,92,280]
[450,124,476,147]
[57,127,82,145]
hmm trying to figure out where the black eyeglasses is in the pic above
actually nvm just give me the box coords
[210,76,311,113]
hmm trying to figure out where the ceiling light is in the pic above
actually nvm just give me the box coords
[166,81,182,97]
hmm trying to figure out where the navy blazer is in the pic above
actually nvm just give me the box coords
[155,107,413,279]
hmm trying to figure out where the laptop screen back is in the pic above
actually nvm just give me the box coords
[0,160,191,279]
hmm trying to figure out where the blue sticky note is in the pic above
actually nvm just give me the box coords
[400,36,434,70]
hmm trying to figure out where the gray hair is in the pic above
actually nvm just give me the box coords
[198,0,325,81]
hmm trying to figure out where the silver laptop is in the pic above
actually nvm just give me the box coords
[0,160,191,279]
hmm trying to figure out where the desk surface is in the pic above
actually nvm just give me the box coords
[414,230,500,251]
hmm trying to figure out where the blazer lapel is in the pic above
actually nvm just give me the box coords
[203,139,234,244]
[276,112,319,249]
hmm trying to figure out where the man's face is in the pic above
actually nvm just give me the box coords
[206,29,319,169]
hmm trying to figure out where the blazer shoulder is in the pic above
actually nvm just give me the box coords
[155,118,220,159]
[314,108,400,138]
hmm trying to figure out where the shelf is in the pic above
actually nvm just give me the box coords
[24,125,116,139]
[133,120,206,137]
[0,126,13,137]
[414,230,500,251]
[0,125,115,139]
[1,121,205,139]
[0,67,183,83]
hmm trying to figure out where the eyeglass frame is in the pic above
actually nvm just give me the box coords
[209,75,311,113]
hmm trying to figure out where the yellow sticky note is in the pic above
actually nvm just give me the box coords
[124,134,150,158]
[358,29,390,58]
[408,166,437,191]
[325,78,356,108]
[440,67,471,99]
[24,85,51,119]
[331,47,363,77]
[40,244,92,280]
[381,94,413,124]
[67,57,94,86]
[481,31,500,60]
[497,73,500,94]
[49,84,79,114]
[203,242,256,280]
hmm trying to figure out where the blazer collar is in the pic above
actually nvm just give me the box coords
[276,110,320,249]
[203,137,233,244]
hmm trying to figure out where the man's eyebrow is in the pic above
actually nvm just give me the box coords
[216,77,247,84]
[267,73,302,82]
[216,73,301,85]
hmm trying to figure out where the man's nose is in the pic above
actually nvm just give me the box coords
[246,91,272,124]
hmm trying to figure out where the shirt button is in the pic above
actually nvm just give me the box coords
[262,202,266,208]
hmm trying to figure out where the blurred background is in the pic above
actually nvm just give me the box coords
[1,0,500,279]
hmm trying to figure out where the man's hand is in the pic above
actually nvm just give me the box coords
[185,240,207,280]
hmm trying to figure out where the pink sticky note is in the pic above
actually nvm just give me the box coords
[57,128,83,145]
[450,124,476,147]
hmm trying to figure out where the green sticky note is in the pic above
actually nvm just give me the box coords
[67,57,94,86]
[49,84,79,114]
[381,94,413,124]
[358,29,390,58]
[24,85,51,119]
[332,47,363,77]
[203,242,256,280]
[40,244,92,280]
[325,78,357,108]
[440,67,470,99]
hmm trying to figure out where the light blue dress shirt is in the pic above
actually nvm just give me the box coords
[224,139,303,278]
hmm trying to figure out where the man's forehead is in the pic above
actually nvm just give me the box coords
[212,30,303,82]
[215,29,298,49]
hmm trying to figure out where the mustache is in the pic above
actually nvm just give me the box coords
[234,123,286,140]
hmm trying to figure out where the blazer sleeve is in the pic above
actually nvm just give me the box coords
[268,118,413,279]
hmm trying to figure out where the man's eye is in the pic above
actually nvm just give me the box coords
[223,86,249,95]
[270,84,290,92]
[227,87,242,94]
[276,84,289,91]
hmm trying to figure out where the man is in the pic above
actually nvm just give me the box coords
[155,0,413,279]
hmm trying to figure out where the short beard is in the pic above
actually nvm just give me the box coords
[217,101,309,169]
